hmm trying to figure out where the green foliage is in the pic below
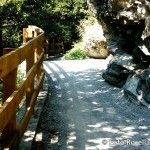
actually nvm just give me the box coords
[17,70,25,87]
[62,42,87,60]
[1,0,88,49]
[1,1,24,47]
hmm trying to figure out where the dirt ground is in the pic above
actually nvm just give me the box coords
[30,59,150,150]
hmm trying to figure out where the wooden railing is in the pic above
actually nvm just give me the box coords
[45,37,64,56]
[0,25,45,149]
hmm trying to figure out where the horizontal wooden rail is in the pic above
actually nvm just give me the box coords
[44,37,64,56]
[0,25,45,149]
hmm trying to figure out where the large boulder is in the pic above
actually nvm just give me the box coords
[138,68,150,104]
[110,53,136,70]
[102,62,131,87]
[102,53,135,87]
[123,74,141,100]
[85,40,109,59]
[83,22,110,59]
[124,68,150,108]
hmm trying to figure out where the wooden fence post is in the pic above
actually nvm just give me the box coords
[23,28,28,45]
[2,48,17,147]
[0,25,45,149]
[23,28,35,109]
[35,29,43,80]
[26,48,34,108]
[0,29,3,56]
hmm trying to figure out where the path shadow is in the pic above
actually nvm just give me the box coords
[31,60,150,150]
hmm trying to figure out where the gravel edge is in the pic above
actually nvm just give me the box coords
[18,75,49,150]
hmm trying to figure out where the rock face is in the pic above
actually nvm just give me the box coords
[83,22,110,59]
[87,0,150,56]
[87,0,150,107]
[124,68,150,108]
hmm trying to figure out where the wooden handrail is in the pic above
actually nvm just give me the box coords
[0,25,45,149]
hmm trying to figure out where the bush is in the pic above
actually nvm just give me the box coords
[1,0,88,50]
[62,42,87,60]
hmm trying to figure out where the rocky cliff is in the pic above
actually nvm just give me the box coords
[87,0,150,107]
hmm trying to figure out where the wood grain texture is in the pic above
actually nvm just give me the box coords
[0,26,45,149]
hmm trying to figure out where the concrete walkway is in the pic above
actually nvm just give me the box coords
[31,59,150,150]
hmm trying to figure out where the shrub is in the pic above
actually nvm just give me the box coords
[1,0,88,50]
[62,42,87,60]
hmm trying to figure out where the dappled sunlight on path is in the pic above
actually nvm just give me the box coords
[32,59,150,150]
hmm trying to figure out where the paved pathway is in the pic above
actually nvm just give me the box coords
[31,59,150,150]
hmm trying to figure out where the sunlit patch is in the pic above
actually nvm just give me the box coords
[87,84,93,87]
[139,45,150,56]
[24,137,33,142]
[87,122,104,133]
[124,20,127,24]
[92,108,104,112]
[55,85,61,90]
[69,131,76,137]
[51,75,57,81]
[68,97,73,101]
[57,94,62,98]
[88,123,103,128]
[144,133,149,136]
[92,101,98,105]
[126,119,131,123]
[68,124,75,128]
[78,96,83,99]
[67,145,74,149]
[116,126,138,138]
[122,126,135,131]
[85,78,91,81]
[34,132,42,142]
[67,91,71,94]
[86,90,110,96]
[67,131,76,147]
[51,135,59,144]
[102,127,112,131]
[64,82,69,87]
[43,64,52,74]
[86,129,92,133]
[124,132,138,137]
[24,131,35,142]
[106,108,116,114]
[138,126,148,130]
[82,109,90,113]
[97,79,105,82]
[49,63,60,72]
[102,127,119,134]
[59,74,65,79]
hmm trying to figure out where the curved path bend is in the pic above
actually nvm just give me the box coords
[31,59,150,150]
